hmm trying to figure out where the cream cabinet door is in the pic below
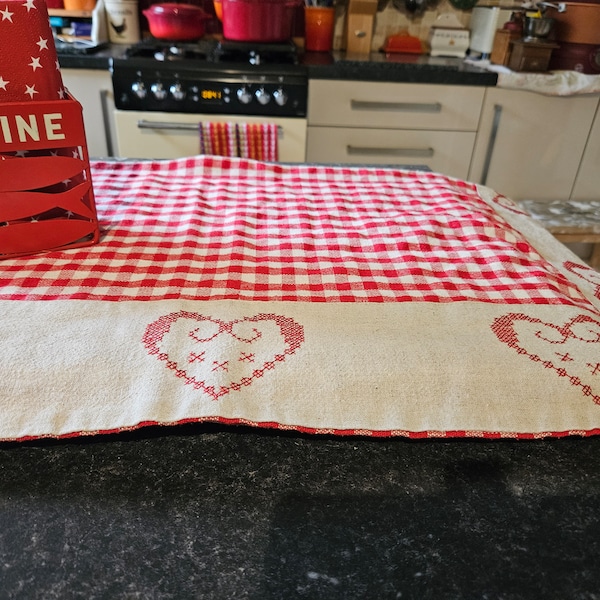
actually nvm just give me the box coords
[307,127,476,179]
[572,102,600,201]
[62,69,116,158]
[308,80,485,130]
[469,88,598,201]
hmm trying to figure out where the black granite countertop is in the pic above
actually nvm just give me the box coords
[57,43,498,86]
[1,423,600,598]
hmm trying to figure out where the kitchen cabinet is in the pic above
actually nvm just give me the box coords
[571,101,600,201]
[306,80,485,179]
[61,69,116,157]
[468,88,599,201]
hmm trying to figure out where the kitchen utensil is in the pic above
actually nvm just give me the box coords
[105,0,141,44]
[523,16,555,41]
[143,3,210,41]
[429,26,469,57]
[304,6,335,52]
[220,0,300,42]
[468,6,513,58]
[382,31,423,53]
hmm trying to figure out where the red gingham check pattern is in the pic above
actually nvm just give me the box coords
[0,156,592,309]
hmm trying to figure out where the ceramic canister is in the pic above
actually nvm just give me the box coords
[105,0,141,44]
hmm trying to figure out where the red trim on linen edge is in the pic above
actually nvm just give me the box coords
[5,417,600,443]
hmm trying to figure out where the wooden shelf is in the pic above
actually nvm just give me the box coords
[48,8,93,18]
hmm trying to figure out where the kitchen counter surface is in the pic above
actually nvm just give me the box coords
[57,43,498,86]
[2,423,600,599]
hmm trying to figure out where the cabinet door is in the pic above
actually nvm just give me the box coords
[62,69,116,158]
[571,102,600,201]
[469,88,598,200]
[308,80,484,131]
[307,127,476,179]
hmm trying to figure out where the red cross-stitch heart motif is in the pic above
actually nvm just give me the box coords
[492,313,600,404]
[492,194,530,216]
[564,261,600,301]
[143,311,304,400]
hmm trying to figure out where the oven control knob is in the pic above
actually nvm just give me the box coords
[169,82,186,101]
[131,81,147,99]
[151,82,167,101]
[273,87,288,106]
[237,86,252,104]
[255,87,271,105]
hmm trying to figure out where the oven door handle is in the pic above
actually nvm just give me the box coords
[137,120,283,137]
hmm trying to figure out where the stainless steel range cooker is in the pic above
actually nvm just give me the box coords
[110,39,308,161]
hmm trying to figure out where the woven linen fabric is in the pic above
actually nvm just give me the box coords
[0,156,599,442]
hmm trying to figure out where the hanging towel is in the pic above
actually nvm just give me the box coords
[199,122,279,162]
[237,123,279,162]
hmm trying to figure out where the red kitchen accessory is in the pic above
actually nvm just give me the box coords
[0,95,100,259]
[221,0,299,42]
[0,0,65,102]
[143,3,211,41]
[0,0,99,259]
[382,32,423,54]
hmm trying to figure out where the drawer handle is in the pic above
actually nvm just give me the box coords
[480,104,502,186]
[350,100,442,113]
[137,120,283,137]
[347,145,434,158]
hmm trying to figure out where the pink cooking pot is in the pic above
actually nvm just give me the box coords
[221,0,300,42]
[143,3,211,41]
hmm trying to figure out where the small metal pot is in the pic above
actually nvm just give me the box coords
[143,3,210,41]
[523,16,555,41]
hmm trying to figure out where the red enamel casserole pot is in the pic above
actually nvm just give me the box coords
[220,0,301,42]
[143,3,211,41]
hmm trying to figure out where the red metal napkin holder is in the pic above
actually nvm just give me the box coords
[0,93,99,259]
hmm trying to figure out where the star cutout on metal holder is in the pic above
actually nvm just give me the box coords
[36,36,48,51]
[0,76,8,90]
[0,6,14,21]
[22,0,37,10]
[24,84,38,98]
[29,57,42,71]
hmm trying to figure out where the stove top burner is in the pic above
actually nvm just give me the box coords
[125,38,215,61]
[125,38,299,65]
[214,40,299,65]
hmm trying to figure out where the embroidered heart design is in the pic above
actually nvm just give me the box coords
[492,194,530,216]
[564,261,600,300]
[491,313,600,404]
[143,311,304,401]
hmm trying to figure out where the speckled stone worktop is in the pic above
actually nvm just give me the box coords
[57,43,498,86]
[2,423,600,598]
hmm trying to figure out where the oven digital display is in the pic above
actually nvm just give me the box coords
[201,89,222,101]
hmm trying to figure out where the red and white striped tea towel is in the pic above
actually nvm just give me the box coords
[237,123,278,162]
[0,0,65,102]
[199,122,278,161]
